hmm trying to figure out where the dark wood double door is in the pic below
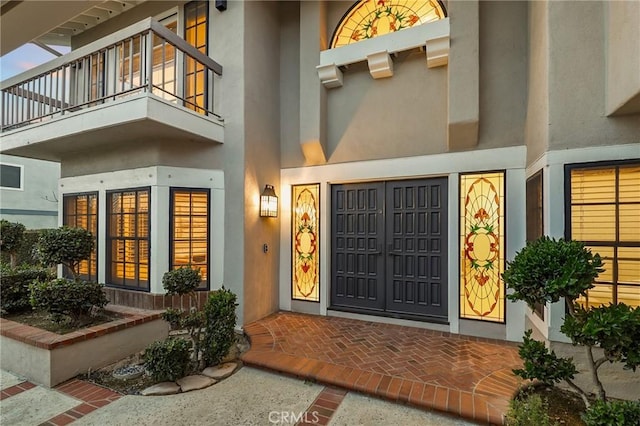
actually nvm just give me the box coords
[331,178,448,321]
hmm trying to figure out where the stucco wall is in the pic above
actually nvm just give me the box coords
[524,0,550,165]
[279,4,303,168]
[64,0,249,324]
[477,1,528,150]
[546,1,640,153]
[605,0,640,115]
[0,154,59,229]
[280,0,530,168]
[324,0,448,164]
[242,0,281,324]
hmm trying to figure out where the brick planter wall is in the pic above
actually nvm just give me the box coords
[102,287,214,311]
[0,305,169,387]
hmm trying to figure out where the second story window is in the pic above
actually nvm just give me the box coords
[184,0,209,114]
[331,0,446,48]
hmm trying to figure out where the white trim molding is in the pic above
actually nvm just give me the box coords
[317,18,449,89]
[59,166,225,294]
[280,145,527,341]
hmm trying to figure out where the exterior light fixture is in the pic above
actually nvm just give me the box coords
[260,184,278,218]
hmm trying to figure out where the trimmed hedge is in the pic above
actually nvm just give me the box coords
[0,264,54,313]
[30,278,108,324]
[144,338,193,382]
[203,287,238,366]
[0,230,49,266]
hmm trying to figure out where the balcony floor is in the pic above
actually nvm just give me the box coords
[1,93,223,162]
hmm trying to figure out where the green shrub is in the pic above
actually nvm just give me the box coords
[144,338,193,382]
[502,237,640,405]
[506,393,558,426]
[0,264,54,313]
[503,237,604,309]
[1,220,26,267]
[513,330,578,386]
[203,287,238,366]
[36,227,94,279]
[583,399,640,426]
[0,230,48,266]
[30,278,108,324]
[161,267,204,371]
[162,266,201,295]
[562,303,640,372]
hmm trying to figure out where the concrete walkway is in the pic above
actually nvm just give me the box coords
[241,312,524,425]
[0,368,476,425]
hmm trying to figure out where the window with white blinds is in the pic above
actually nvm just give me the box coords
[170,188,209,289]
[107,188,150,290]
[63,193,98,282]
[567,161,640,308]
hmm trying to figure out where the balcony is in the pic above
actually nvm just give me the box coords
[0,18,224,161]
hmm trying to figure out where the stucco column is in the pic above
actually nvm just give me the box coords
[447,0,479,151]
[299,0,327,164]
[605,1,640,115]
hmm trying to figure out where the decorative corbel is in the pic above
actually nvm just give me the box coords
[367,51,394,79]
[316,63,343,89]
[425,35,450,68]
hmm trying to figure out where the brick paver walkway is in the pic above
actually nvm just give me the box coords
[241,312,524,425]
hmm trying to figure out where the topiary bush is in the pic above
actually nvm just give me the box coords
[1,220,26,268]
[503,236,604,309]
[30,278,108,325]
[582,399,640,426]
[203,286,238,366]
[163,266,201,295]
[36,227,94,280]
[144,338,193,382]
[0,264,54,314]
[161,266,204,371]
[503,237,640,407]
[506,393,558,426]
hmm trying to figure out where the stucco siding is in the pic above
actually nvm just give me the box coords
[0,154,59,229]
[547,1,640,152]
[478,1,528,150]
[243,0,282,324]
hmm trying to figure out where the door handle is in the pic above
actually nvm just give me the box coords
[387,243,399,256]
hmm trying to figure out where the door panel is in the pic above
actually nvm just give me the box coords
[331,182,385,310]
[331,178,448,320]
[385,179,448,318]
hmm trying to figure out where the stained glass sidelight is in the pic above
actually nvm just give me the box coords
[331,0,446,48]
[459,172,505,322]
[292,184,320,302]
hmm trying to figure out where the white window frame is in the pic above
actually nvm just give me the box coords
[0,162,24,191]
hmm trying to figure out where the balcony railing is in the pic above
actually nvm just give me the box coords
[1,18,223,132]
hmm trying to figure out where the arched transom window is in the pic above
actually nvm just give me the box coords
[330,0,447,48]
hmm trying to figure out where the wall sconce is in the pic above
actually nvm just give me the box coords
[260,184,278,218]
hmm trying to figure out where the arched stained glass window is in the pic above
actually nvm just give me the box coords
[330,0,447,48]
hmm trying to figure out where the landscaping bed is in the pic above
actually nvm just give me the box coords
[0,305,168,387]
[80,331,250,395]
[3,309,120,334]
